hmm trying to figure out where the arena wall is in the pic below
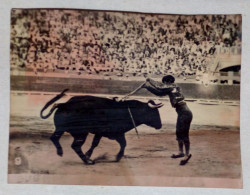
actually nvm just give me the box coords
[11,75,240,100]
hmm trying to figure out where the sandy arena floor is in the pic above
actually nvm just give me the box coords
[8,128,242,188]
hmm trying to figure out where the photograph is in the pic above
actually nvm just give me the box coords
[8,8,242,188]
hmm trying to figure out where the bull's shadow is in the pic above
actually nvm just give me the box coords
[63,153,116,165]
[40,89,163,165]
[92,154,142,164]
[93,153,118,164]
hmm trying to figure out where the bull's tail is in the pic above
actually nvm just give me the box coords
[40,89,69,119]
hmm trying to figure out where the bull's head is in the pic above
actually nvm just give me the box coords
[143,100,163,130]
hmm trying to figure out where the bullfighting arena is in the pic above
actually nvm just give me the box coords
[8,92,242,188]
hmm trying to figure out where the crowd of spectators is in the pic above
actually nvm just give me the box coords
[10,9,242,79]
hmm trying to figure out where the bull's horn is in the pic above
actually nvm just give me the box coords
[148,100,164,108]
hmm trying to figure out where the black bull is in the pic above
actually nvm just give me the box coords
[40,89,163,164]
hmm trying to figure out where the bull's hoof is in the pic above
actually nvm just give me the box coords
[180,154,192,166]
[57,148,63,157]
[84,159,95,165]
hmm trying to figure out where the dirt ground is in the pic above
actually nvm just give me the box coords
[8,128,242,188]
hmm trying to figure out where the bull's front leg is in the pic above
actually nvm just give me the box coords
[71,133,95,165]
[86,134,102,158]
[115,134,127,162]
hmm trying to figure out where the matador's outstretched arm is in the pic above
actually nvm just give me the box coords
[120,81,147,101]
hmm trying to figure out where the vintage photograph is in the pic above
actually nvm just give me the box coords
[9,9,241,188]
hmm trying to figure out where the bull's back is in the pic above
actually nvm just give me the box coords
[64,96,124,109]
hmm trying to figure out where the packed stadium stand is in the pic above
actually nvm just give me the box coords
[10,9,241,85]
